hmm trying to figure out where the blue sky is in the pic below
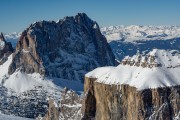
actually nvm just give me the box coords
[1,0,180,33]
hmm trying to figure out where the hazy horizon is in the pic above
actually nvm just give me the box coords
[1,0,180,33]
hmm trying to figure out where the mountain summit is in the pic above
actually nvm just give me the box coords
[8,13,115,82]
[86,49,180,90]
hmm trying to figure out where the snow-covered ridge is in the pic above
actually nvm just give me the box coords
[86,49,180,90]
[101,25,180,42]
[121,49,180,68]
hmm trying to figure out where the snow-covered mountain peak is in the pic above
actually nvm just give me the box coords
[121,49,180,68]
[8,13,115,83]
[86,49,180,90]
[101,25,180,42]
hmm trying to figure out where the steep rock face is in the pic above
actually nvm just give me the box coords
[44,99,60,120]
[83,78,180,120]
[8,13,115,81]
[59,89,82,119]
[0,32,14,65]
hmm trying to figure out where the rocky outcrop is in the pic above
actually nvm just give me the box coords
[43,89,82,120]
[83,77,180,120]
[121,54,162,68]
[0,32,13,65]
[8,13,115,82]
[59,89,82,119]
[44,99,60,120]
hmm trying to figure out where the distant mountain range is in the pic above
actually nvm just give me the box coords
[101,25,180,60]
[6,25,180,46]
[101,25,180,42]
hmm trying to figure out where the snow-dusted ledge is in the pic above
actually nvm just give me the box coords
[85,49,180,90]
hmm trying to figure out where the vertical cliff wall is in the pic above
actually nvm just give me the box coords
[83,77,180,120]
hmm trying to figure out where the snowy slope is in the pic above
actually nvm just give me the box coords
[0,54,83,119]
[101,25,180,42]
[0,55,83,94]
[86,49,180,90]
[0,55,12,80]
[0,61,83,94]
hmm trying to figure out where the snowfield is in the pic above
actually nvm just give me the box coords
[86,49,180,90]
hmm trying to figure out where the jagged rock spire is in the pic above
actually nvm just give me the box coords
[0,32,6,50]
[0,32,13,64]
[0,32,5,42]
